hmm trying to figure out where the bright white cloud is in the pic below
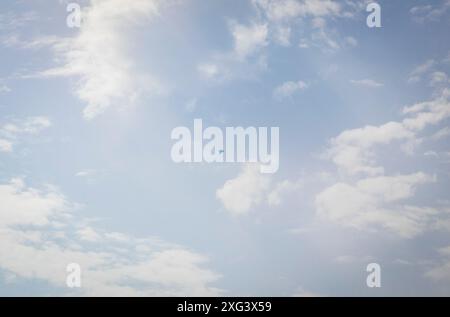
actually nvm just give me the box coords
[216,165,271,215]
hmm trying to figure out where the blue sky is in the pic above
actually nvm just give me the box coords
[0,0,450,296]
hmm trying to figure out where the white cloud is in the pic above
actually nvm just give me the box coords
[430,71,449,87]
[350,79,383,88]
[408,59,435,83]
[34,0,166,120]
[216,165,270,216]
[273,80,308,100]
[0,178,222,296]
[253,0,341,22]
[2,116,51,136]
[425,244,450,282]
[216,165,303,214]
[0,138,13,152]
[328,121,414,176]
[410,1,450,23]
[0,11,38,31]
[345,36,358,47]
[267,179,302,206]
[318,88,450,238]
[231,22,268,60]
[0,84,11,93]
[315,173,438,238]
[0,116,51,153]
[432,127,450,140]
[327,89,450,176]
[273,26,291,46]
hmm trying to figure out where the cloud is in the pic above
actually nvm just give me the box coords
[350,79,383,88]
[197,21,268,82]
[430,71,449,87]
[432,127,450,140]
[425,245,450,282]
[327,89,450,176]
[0,11,38,31]
[408,59,435,83]
[273,26,291,46]
[317,87,450,238]
[216,165,271,216]
[0,116,51,152]
[267,179,302,206]
[0,84,11,93]
[0,178,222,296]
[216,165,303,214]
[231,22,268,60]
[252,0,341,22]
[252,0,360,53]
[0,139,13,152]
[345,36,358,47]
[34,0,166,120]
[315,173,439,238]
[410,1,450,23]
[273,80,308,100]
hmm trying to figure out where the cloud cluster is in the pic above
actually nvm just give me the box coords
[316,86,450,238]
[0,178,221,296]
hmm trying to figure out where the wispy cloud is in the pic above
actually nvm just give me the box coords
[273,80,308,100]
[0,116,51,152]
[350,79,383,88]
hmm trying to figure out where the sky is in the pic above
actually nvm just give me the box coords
[0,0,450,296]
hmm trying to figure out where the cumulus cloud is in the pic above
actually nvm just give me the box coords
[315,173,439,238]
[216,165,271,216]
[216,165,303,214]
[0,178,222,296]
[317,87,450,238]
[327,89,450,176]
